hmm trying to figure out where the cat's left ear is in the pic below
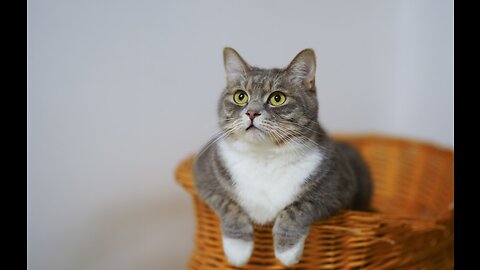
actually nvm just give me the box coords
[286,49,316,90]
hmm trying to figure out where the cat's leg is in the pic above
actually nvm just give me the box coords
[221,216,254,267]
[273,187,344,266]
[272,206,310,266]
[194,153,255,266]
[207,194,254,267]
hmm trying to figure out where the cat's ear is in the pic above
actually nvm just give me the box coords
[286,49,316,90]
[223,47,251,83]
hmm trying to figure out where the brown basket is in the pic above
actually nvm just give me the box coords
[175,135,454,269]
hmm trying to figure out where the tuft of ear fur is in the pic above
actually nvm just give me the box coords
[223,47,251,83]
[286,49,316,90]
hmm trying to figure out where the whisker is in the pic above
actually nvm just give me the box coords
[277,120,326,137]
[261,120,330,154]
[260,123,307,156]
[197,119,244,156]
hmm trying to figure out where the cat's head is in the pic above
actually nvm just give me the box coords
[218,47,320,147]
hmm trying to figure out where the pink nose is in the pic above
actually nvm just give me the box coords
[246,110,261,120]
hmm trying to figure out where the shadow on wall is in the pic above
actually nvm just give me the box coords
[73,193,194,270]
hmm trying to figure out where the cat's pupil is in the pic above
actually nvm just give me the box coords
[274,95,281,102]
[239,94,244,100]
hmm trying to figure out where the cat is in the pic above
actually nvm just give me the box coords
[193,47,373,267]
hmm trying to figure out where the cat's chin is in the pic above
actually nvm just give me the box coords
[234,128,273,146]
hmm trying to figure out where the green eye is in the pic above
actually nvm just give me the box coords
[233,90,249,105]
[269,92,286,106]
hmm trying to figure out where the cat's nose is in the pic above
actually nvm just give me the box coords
[246,110,261,120]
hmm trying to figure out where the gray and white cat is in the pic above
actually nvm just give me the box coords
[193,47,372,267]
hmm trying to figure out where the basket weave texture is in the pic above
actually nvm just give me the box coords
[175,135,454,269]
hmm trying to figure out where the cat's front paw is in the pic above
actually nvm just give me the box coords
[222,237,254,266]
[221,215,254,266]
[274,235,306,266]
[273,213,309,266]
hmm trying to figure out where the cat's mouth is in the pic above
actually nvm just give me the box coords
[246,124,256,131]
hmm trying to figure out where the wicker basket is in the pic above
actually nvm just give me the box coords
[175,135,454,269]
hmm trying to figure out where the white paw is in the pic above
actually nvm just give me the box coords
[222,237,254,267]
[274,236,306,266]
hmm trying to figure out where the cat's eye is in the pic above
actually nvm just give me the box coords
[233,90,249,105]
[269,92,286,106]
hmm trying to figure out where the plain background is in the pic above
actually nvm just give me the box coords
[27,0,453,269]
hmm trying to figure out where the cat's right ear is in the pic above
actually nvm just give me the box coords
[223,47,251,83]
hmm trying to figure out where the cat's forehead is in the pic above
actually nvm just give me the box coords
[237,68,287,94]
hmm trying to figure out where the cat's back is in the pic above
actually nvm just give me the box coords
[333,141,373,211]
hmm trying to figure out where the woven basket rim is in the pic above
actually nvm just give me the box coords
[331,133,453,152]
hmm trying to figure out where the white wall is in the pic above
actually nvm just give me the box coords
[27,1,453,269]
[392,0,453,146]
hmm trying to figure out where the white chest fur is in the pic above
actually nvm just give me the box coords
[218,139,323,224]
